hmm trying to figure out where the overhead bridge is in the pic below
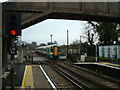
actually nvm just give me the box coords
[3,2,120,29]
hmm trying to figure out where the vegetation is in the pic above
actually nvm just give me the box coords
[88,21,120,45]
[68,21,120,62]
[98,57,120,62]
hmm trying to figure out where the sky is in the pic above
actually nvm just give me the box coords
[22,19,87,45]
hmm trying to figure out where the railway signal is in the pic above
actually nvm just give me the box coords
[6,12,21,37]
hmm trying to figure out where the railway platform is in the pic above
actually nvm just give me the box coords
[98,62,120,67]
[74,62,120,69]
[4,59,120,89]
[20,65,53,89]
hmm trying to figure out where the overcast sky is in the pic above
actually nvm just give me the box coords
[22,19,87,45]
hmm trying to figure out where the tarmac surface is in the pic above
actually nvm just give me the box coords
[32,65,53,89]
[15,65,25,86]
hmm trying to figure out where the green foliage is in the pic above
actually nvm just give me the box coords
[86,57,120,62]
[98,57,120,63]
[98,57,112,61]
[67,53,78,62]
[96,22,118,45]
[85,56,96,62]
[88,22,119,45]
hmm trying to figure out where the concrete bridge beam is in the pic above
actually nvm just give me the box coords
[4,2,120,29]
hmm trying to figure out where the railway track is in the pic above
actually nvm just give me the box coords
[37,61,80,89]
[46,60,120,90]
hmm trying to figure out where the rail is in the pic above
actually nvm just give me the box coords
[47,61,118,89]
[37,61,58,90]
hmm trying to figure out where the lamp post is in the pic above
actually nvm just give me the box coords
[50,35,52,43]
[79,36,81,61]
[67,30,69,58]
[96,43,98,62]
[80,36,81,55]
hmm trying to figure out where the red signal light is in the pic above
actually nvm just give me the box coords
[10,30,16,35]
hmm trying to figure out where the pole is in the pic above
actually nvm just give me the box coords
[67,30,69,58]
[20,37,22,63]
[96,44,97,62]
[80,36,81,55]
[79,36,81,60]
[10,38,15,90]
[50,35,52,43]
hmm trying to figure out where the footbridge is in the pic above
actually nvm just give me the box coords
[3,2,120,29]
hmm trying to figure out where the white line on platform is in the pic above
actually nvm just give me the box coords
[95,63,120,70]
[39,65,57,90]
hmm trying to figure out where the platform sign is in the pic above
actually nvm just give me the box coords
[9,47,17,55]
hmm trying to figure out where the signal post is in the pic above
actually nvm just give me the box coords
[5,12,21,89]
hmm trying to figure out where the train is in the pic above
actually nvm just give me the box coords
[35,44,61,59]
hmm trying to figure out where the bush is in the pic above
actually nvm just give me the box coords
[67,53,78,62]
[85,57,96,62]
[98,57,111,62]
[98,57,120,63]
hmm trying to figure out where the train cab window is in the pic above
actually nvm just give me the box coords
[58,47,61,52]
[51,47,54,52]
[46,48,49,52]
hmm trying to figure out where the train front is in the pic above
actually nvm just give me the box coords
[49,46,61,59]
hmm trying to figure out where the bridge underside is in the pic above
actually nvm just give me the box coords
[3,2,120,29]
[21,12,120,29]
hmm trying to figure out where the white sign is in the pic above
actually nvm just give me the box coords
[9,47,17,55]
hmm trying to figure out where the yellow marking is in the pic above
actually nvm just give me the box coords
[99,62,120,67]
[21,65,34,90]
[21,66,28,89]
[54,47,58,56]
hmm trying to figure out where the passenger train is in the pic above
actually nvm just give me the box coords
[35,44,61,59]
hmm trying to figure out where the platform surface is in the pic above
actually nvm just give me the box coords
[21,65,53,89]
[74,62,120,69]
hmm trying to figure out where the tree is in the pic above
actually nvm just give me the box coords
[39,43,47,46]
[47,42,53,45]
[83,22,98,46]
[88,21,120,45]
[53,41,58,44]
[47,41,58,45]
[31,41,37,47]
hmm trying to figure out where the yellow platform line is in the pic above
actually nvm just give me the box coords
[99,62,120,67]
[21,65,34,90]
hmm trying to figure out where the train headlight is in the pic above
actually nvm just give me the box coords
[50,53,53,55]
